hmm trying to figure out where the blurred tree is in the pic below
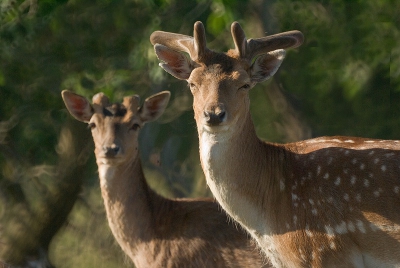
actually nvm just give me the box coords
[0,0,398,267]
[272,0,400,138]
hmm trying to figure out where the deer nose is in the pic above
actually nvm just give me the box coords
[204,108,226,126]
[103,145,120,157]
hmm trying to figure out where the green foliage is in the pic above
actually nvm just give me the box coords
[0,0,398,266]
[273,0,399,138]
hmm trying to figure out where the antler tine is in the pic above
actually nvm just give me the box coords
[246,30,304,61]
[123,95,140,113]
[193,21,207,61]
[150,21,209,62]
[231,22,248,58]
[150,31,196,58]
[92,92,110,107]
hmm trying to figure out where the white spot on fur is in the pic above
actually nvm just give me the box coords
[328,157,333,165]
[381,165,387,172]
[355,193,362,202]
[323,173,329,179]
[347,221,356,232]
[309,199,315,206]
[280,180,285,191]
[305,225,313,237]
[335,221,348,234]
[394,186,400,194]
[352,158,358,164]
[360,163,365,170]
[312,208,318,215]
[356,220,366,233]
[329,241,336,249]
[343,193,349,201]
[317,166,321,175]
[350,175,356,185]
[324,225,335,237]
[374,158,380,164]
[364,179,370,187]
[334,177,341,186]
[311,251,316,260]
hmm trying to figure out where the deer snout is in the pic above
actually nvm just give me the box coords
[204,105,226,126]
[103,144,121,157]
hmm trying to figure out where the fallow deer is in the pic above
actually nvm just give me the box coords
[61,90,270,268]
[151,21,400,267]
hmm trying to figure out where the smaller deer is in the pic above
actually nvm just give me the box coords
[61,90,269,268]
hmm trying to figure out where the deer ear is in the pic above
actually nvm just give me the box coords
[250,49,286,83]
[140,91,171,123]
[61,90,93,123]
[154,44,193,80]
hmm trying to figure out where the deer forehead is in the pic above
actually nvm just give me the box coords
[92,103,137,124]
[189,64,250,89]
[91,109,140,134]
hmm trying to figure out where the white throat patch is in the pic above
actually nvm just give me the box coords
[199,130,267,239]
[98,164,116,188]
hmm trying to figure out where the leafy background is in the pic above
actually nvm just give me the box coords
[0,0,398,267]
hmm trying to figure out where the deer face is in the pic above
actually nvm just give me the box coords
[88,101,142,165]
[186,58,252,133]
[151,21,303,134]
[62,90,170,166]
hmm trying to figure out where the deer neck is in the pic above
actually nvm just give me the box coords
[97,155,157,262]
[198,113,284,238]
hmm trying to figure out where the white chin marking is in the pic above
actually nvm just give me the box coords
[203,124,229,133]
[99,165,116,187]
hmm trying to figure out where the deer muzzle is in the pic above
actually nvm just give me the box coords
[203,105,226,126]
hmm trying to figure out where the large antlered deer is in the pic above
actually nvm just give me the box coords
[61,90,270,268]
[150,21,400,267]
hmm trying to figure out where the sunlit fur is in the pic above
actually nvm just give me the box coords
[62,90,270,268]
[151,21,400,267]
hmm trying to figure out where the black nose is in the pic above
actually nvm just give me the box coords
[104,146,120,157]
[204,110,226,126]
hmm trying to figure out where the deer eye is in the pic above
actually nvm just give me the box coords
[87,122,96,130]
[239,84,250,90]
[187,82,197,91]
[130,123,140,131]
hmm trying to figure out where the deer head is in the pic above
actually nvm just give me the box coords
[61,90,170,166]
[151,21,303,134]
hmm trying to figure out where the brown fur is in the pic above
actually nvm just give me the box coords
[151,21,400,267]
[62,90,269,268]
